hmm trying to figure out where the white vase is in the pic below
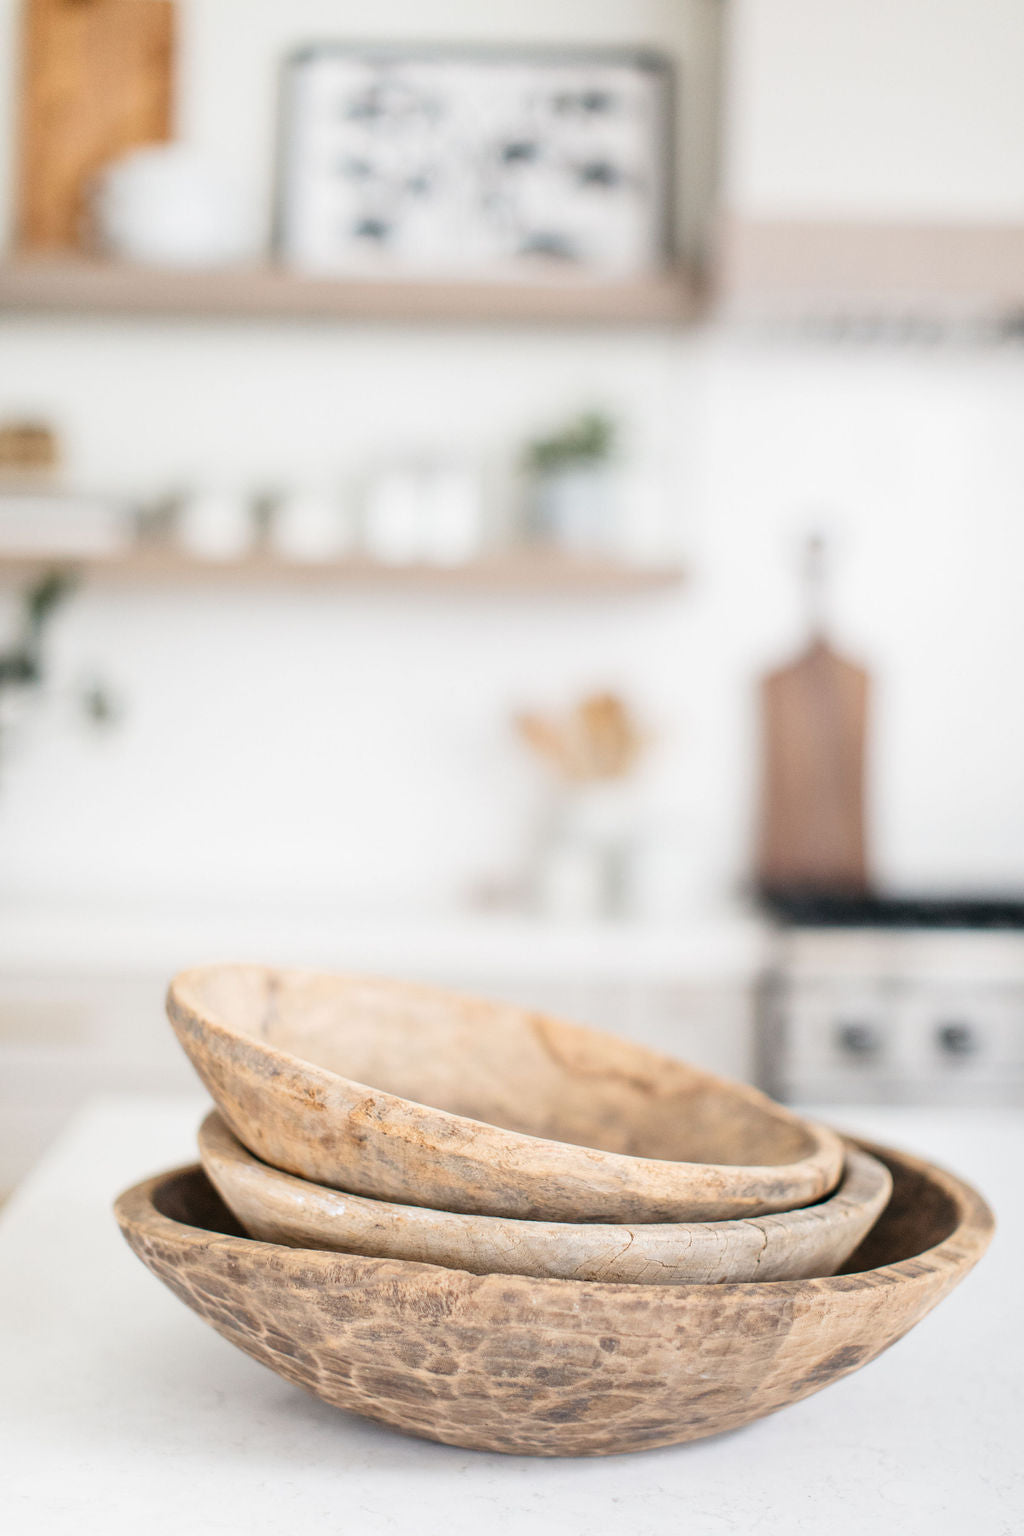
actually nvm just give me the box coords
[361,467,425,565]
[536,781,637,919]
[177,489,252,561]
[530,464,615,552]
[270,489,352,562]
[92,145,259,269]
[421,466,483,566]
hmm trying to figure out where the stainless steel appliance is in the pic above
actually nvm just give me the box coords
[760,898,1024,1105]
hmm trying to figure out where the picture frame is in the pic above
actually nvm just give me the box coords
[275,42,676,283]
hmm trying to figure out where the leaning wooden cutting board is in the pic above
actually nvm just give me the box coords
[757,636,870,894]
[16,0,175,252]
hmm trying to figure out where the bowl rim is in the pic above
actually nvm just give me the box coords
[197,1105,893,1267]
[115,1133,994,1301]
[166,963,844,1201]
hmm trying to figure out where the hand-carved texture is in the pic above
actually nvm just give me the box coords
[114,1138,993,1457]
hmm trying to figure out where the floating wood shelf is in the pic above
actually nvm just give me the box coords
[0,549,686,591]
[0,257,702,326]
[718,218,1024,310]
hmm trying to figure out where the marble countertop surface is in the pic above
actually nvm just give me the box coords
[1,1095,1020,1535]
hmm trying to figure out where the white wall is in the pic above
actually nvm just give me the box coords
[723,0,1024,220]
[0,303,702,908]
[1,1,1023,914]
[692,340,1024,893]
[2,322,1023,909]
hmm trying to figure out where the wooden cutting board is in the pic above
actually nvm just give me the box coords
[756,636,870,895]
[16,0,176,252]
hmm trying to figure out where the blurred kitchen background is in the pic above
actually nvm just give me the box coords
[1,0,1023,1196]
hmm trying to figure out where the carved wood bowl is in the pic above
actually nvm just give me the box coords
[114,1138,993,1457]
[198,1109,892,1285]
[167,965,843,1222]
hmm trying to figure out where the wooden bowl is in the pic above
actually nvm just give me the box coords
[167,965,843,1222]
[114,1138,993,1457]
[198,1109,892,1285]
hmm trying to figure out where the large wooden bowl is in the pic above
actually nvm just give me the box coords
[198,1109,892,1285]
[167,965,843,1221]
[114,1138,992,1457]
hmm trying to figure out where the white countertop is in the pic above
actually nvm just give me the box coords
[1,1096,1020,1535]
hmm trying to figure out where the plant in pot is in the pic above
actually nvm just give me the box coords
[523,411,617,553]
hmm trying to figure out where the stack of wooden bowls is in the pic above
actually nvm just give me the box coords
[115,964,994,1457]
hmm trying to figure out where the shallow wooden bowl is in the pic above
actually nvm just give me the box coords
[198,1109,892,1285]
[167,965,843,1222]
[114,1138,992,1457]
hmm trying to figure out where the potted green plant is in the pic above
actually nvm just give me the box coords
[523,410,617,552]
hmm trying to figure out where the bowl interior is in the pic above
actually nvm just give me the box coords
[838,1145,959,1274]
[154,1147,960,1278]
[154,1165,247,1236]
[176,966,815,1167]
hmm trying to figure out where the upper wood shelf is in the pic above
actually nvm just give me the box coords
[0,549,686,592]
[718,218,1024,311]
[0,257,702,326]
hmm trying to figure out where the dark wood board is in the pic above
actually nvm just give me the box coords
[757,637,870,894]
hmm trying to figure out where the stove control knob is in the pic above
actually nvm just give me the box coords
[835,1020,883,1059]
[935,1021,979,1059]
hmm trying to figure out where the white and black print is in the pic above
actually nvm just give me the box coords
[277,47,674,280]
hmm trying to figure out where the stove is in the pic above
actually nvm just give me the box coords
[758,895,1024,1105]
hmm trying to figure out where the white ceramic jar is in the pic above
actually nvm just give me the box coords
[92,145,258,268]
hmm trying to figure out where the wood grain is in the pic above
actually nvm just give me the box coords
[167,965,844,1223]
[198,1109,892,1285]
[17,0,175,252]
[113,1138,994,1457]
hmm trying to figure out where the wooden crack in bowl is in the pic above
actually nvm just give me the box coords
[168,965,843,1222]
[198,1108,892,1285]
[114,1136,993,1458]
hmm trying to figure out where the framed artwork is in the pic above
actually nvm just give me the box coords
[275,44,675,282]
